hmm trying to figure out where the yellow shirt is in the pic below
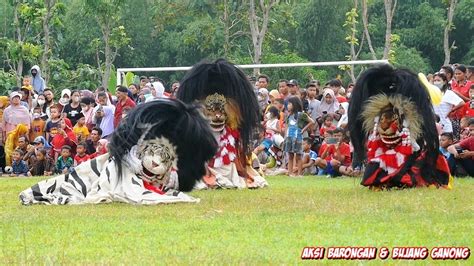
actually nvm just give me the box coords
[73,125,90,143]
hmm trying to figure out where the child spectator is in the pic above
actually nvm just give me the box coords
[24,136,51,166]
[283,97,314,177]
[73,114,90,142]
[74,142,91,166]
[56,145,74,174]
[28,148,55,176]
[30,106,46,141]
[22,75,33,92]
[253,106,281,156]
[439,132,456,175]
[301,138,318,175]
[51,118,77,161]
[319,114,336,136]
[45,105,61,143]
[10,149,29,176]
[314,128,352,177]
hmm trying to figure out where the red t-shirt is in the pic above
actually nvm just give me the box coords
[336,96,347,103]
[114,97,136,128]
[451,80,473,99]
[459,136,474,153]
[320,125,336,137]
[320,142,351,166]
[74,154,91,165]
[463,102,474,118]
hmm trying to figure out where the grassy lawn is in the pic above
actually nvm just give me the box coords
[1,175,473,264]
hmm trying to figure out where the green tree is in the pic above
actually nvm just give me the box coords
[84,0,130,89]
[2,0,42,85]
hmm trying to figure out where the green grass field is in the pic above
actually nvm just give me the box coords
[1,175,473,264]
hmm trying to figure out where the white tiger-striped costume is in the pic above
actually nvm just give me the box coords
[19,153,199,205]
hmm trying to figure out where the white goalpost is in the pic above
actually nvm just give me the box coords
[116,59,389,86]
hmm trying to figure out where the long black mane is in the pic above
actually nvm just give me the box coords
[177,59,260,155]
[348,64,439,178]
[108,99,217,191]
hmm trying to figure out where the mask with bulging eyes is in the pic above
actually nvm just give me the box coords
[137,137,178,186]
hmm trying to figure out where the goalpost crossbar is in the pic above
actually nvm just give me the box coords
[116,59,389,86]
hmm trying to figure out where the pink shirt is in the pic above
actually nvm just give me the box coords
[2,105,31,133]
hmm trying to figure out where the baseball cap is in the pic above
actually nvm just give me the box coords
[33,136,45,145]
[287,79,298,86]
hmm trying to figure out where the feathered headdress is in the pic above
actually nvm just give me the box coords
[108,99,218,192]
[177,59,260,155]
[348,64,439,177]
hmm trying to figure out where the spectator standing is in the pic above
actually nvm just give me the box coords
[3,92,31,137]
[62,90,82,126]
[93,93,115,138]
[114,86,136,128]
[30,65,46,94]
[283,97,314,177]
[42,88,56,119]
[432,73,464,134]
[30,106,46,141]
[278,79,289,99]
[306,83,321,136]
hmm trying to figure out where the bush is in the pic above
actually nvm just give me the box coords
[0,69,17,95]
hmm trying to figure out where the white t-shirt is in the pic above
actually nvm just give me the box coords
[433,90,463,133]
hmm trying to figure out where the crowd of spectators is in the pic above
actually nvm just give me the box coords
[1,63,473,178]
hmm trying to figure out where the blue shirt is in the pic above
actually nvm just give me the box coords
[12,160,29,175]
[309,150,318,161]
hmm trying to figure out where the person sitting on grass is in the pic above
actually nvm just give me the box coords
[314,128,352,177]
[28,148,55,176]
[10,149,29,177]
[301,137,318,175]
[89,139,108,159]
[439,132,456,175]
[56,145,74,174]
[253,106,281,156]
[74,142,91,166]
[448,118,474,176]
[15,135,32,158]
